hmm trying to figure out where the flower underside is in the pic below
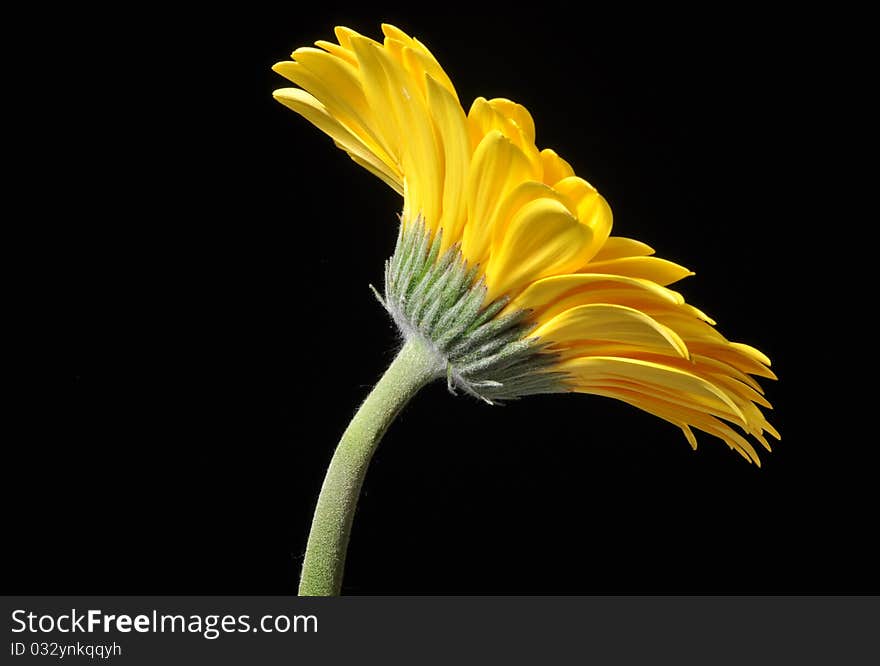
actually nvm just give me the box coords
[273,23,779,464]
[375,218,567,403]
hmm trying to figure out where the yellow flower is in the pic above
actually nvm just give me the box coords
[273,24,778,465]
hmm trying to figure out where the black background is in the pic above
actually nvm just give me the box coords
[14,4,872,594]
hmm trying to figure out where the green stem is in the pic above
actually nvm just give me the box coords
[298,337,441,596]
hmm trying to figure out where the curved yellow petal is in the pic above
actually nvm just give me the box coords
[345,151,405,194]
[485,198,594,301]
[553,176,613,260]
[730,341,772,367]
[345,36,407,168]
[467,97,542,177]
[511,273,683,317]
[592,236,656,261]
[487,98,536,144]
[379,23,415,45]
[381,24,459,100]
[561,356,747,428]
[490,181,569,251]
[687,342,778,380]
[271,87,401,192]
[351,35,443,229]
[333,26,361,51]
[689,354,767,394]
[274,53,399,179]
[533,304,689,359]
[540,148,575,186]
[582,256,694,286]
[652,312,727,344]
[587,387,764,464]
[462,131,534,265]
[314,39,358,66]
[426,74,470,250]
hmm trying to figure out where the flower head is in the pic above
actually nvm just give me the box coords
[273,24,778,464]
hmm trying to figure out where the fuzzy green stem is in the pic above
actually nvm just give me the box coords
[298,337,441,596]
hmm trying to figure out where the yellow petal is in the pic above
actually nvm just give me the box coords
[511,273,683,317]
[710,373,773,410]
[582,256,694,286]
[676,303,716,325]
[485,198,594,301]
[553,176,595,213]
[688,342,777,380]
[381,36,407,66]
[682,424,699,450]
[490,181,568,250]
[730,341,772,367]
[652,312,727,344]
[426,74,470,250]
[540,148,575,185]
[487,98,536,144]
[690,353,767,394]
[466,97,495,148]
[271,88,401,191]
[276,52,398,175]
[609,351,773,410]
[333,26,364,51]
[347,35,404,165]
[589,386,762,464]
[351,35,442,229]
[462,131,534,265]
[533,304,689,358]
[346,152,405,194]
[467,97,542,176]
[380,23,413,44]
[591,236,655,262]
[561,356,747,427]
[553,176,613,259]
[381,24,459,100]
[314,39,357,66]
[538,287,685,324]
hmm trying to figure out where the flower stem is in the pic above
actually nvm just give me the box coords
[298,337,441,596]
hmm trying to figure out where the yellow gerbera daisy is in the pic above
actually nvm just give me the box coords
[274,23,777,462]
[272,24,778,595]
